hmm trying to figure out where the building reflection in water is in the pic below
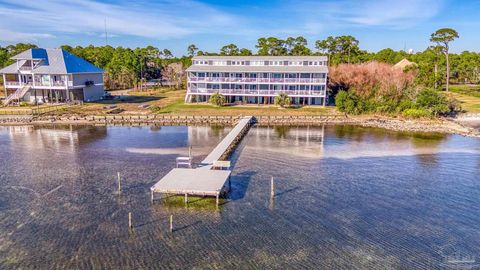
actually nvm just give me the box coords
[6,125,107,153]
[247,125,325,159]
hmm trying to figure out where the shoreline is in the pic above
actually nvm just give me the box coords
[0,114,478,137]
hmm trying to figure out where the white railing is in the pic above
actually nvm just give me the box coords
[19,66,33,71]
[188,88,326,97]
[5,81,21,86]
[189,77,326,84]
[52,81,67,86]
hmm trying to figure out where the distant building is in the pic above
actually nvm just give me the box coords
[185,56,328,105]
[0,48,104,105]
[393,58,417,71]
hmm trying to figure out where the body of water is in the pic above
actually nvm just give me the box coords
[0,124,479,269]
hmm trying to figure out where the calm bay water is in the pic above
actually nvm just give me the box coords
[0,124,479,269]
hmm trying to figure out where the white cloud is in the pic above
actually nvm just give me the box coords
[294,0,445,30]
[0,0,240,42]
[0,28,54,42]
[0,0,446,45]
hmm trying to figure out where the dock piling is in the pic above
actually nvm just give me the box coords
[270,176,275,198]
[169,215,173,233]
[185,193,188,204]
[128,212,133,229]
[117,172,122,194]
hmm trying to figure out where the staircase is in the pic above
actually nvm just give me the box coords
[4,85,31,106]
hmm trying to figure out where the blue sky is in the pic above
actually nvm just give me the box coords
[0,0,478,56]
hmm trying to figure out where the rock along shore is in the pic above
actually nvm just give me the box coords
[0,114,478,137]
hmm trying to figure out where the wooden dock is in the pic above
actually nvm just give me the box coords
[150,116,254,205]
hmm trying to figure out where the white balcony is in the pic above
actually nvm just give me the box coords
[5,81,22,87]
[4,80,73,89]
[188,88,326,97]
[189,77,326,84]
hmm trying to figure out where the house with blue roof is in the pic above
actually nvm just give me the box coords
[0,48,105,105]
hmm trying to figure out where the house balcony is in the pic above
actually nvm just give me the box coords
[188,77,326,84]
[188,88,326,97]
[4,80,73,89]
[4,81,23,87]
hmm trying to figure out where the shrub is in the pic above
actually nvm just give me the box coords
[149,105,161,113]
[329,62,416,101]
[416,88,449,116]
[209,92,226,106]
[396,99,415,113]
[19,101,29,107]
[447,95,462,113]
[335,90,362,114]
[274,93,292,108]
[335,90,349,112]
[375,99,398,114]
[402,108,431,118]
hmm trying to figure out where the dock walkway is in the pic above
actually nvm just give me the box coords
[150,116,254,205]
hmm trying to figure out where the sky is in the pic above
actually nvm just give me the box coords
[0,0,479,56]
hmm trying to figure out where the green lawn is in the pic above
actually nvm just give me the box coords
[449,92,480,113]
[155,100,338,116]
[450,84,480,98]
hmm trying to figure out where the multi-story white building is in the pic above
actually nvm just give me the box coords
[185,56,328,106]
[0,48,105,105]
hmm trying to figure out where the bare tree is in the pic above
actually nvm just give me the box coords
[161,63,185,89]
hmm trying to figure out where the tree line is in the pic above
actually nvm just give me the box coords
[1,30,479,91]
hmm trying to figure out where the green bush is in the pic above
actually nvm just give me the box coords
[209,92,226,106]
[375,99,398,113]
[335,90,362,114]
[447,95,462,113]
[19,101,29,107]
[402,108,432,118]
[396,99,415,113]
[274,93,292,108]
[149,105,161,113]
[335,88,455,118]
[416,88,449,116]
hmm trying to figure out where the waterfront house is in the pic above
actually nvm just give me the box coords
[185,56,328,105]
[0,48,104,105]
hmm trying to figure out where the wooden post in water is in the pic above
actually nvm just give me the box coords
[128,212,133,229]
[216,192,220,209]
[270,176,275,198]
[169,215,173,233]
[117,172,122,194]
[184,193,188,204]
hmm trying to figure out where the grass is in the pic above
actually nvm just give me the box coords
[450,84,480,98]
[49,87,340,116]
[156,102,337,116]
[448,92,480,113]
[446,85,480,113]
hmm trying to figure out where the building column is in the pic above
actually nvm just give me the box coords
[2,74,6,98]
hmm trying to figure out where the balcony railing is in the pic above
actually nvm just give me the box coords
[6,80,72,88]
[189,77,326,84]
[19,66,33,71]
[5,81,21,86]
[188,88,326,97]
